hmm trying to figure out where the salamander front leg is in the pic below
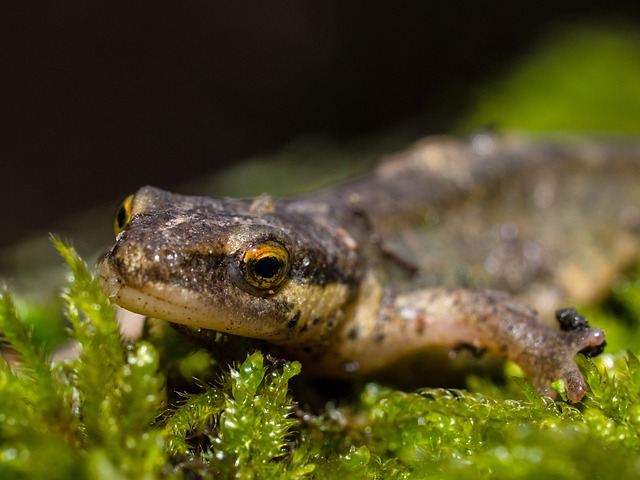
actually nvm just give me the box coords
[373,288,605,402]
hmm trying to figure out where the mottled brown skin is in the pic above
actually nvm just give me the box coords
[98,134,640,402]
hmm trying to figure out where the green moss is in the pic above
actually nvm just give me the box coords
[0,239,166,479]
[460,25,640,134]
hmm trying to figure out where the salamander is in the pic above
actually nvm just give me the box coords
[97,134,640,402]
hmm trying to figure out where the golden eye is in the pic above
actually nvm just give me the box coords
[114,194,134,236]
[241,241,290,292]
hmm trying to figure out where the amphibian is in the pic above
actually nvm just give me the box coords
[98,134,640,402]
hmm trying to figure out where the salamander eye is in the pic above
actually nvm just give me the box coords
[238,241,290,294]
[114,194,135,236]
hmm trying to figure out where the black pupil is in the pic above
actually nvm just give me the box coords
[117,205,128,229]
[254,256,281,279]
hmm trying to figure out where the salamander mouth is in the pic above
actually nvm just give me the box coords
[98,269,224,334]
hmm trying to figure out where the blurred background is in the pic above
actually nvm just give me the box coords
[2,1,640,252]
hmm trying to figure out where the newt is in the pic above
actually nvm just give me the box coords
[97,134,640,402]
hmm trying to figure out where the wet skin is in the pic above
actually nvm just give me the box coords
[98,134,640,402]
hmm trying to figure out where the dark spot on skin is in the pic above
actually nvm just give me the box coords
[347,327,359,341]
[485,292,499,305]
[300,324,308,333]
[455,343,487,358]
[374,333,385,343]
[287,311,301,329]
[326,314,337,329]
[500,344,508,353]
[414,315,426,335]
[311,317,321,326]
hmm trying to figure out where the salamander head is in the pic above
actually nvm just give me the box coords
[97,186,362,343]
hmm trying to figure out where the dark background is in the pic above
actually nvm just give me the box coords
[3,1,640,248]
